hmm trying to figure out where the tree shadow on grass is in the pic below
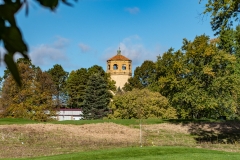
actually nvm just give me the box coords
[169,120,240,144]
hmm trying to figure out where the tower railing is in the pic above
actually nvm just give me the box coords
[107,71,132,76]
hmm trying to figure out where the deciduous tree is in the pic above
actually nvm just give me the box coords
[108,89,177,119]
[1,59,57,121]
[48,64,69,107]
[145,34,240,119]
[66,68,88,108]
[123,60,156,91]
[201,0,240,35]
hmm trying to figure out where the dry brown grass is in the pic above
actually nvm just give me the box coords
[142,122,240,152]
[143,123,190,134]
[1,121,240,158]
[0,123,140,158]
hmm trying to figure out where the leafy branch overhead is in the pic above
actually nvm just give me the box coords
[201,0,240,35]
[0,0,77,86]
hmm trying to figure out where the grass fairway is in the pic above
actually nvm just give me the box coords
[0,118,38,125]
[3,146,240,160]
[0,118,222,126]
[51,118,166,126]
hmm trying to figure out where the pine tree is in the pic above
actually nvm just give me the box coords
[82,73,112,119]
[88,65,116,91]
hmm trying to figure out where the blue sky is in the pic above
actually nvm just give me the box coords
[0,0,214,76]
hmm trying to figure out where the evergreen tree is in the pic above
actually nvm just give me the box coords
[82,73,112,119]
[88,65,116,91]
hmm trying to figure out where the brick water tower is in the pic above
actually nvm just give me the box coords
[107,48,132,89]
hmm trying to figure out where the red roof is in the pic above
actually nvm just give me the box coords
[108,54,130,61]
[58,108,82,111]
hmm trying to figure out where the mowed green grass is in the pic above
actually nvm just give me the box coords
[0,118,166,126]
[0,118,224,126]
[51,118,166,126]
[3,146,240,160]
[0,118,38,125]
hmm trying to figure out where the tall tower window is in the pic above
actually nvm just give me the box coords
[129,65,131,70]
[108,65,110,70]
[122,64,126,70]
[113,64,118,70]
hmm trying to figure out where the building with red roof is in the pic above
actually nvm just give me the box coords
[107,48,132,89]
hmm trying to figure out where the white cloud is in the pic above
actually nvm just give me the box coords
[53,36,69,48]
[125,7,140,14]
[78,43,91,53]
[103,35,162,67]
[30,36,69,66]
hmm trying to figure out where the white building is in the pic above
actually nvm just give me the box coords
[56,108,83,121]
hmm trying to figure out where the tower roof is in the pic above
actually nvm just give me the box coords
[107,48,131,61]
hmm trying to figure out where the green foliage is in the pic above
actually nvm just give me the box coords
[201,0,240,35]
[66,65,116,108]
[82,73,112,119]
[153,35,240,119]
[47,64,69,107]
[108,88,177,119]
[152,48,185,98]
[88,65,116,91]
[217,25,240,62]
[123,60,156,91]
[0,0,76,86]
[66,68,88,108]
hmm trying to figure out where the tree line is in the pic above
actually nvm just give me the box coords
[122,27,240,119]
[1,0,240,121]
[2,28,240,120]
[0,60,115,121]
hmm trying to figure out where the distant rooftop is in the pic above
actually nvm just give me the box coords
[107,48,131,61]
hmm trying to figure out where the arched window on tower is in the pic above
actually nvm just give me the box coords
[122,64,126,70]
[113,64,118,70]
[108,65,110,70]
[129,64,131,70]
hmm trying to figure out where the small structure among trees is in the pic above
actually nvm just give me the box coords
[56,108,83,121]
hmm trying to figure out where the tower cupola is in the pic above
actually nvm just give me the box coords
[106,48,132,89]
